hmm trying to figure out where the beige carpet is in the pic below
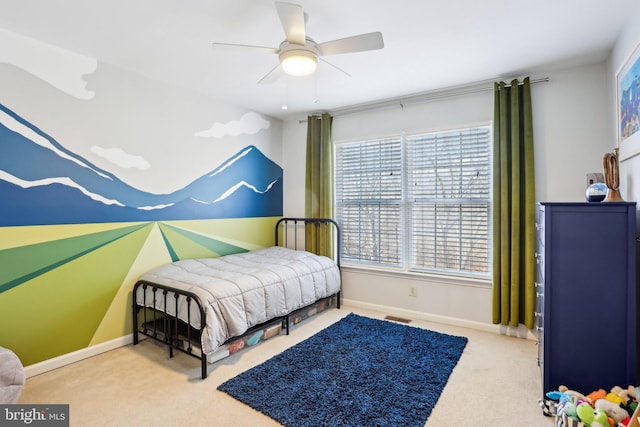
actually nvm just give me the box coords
[19,305,554,426]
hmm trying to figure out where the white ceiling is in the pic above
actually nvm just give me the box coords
[0,0,634,120]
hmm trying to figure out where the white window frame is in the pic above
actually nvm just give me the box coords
[334,124,492,281]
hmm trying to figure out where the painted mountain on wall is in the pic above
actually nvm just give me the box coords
[0,104,283,226]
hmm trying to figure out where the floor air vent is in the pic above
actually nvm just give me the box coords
[384,315,411,323]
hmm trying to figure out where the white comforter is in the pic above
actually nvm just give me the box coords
[136,246,341,355]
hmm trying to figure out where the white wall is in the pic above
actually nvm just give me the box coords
[282,61,612,329]
[533,65,613,202]
[282,118,307,218]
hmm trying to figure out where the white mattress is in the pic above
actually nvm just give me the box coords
[136,246,341,355]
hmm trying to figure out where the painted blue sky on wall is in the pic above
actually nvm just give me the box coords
[0,104,283,226]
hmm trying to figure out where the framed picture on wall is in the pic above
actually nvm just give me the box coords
[616,40,640,161]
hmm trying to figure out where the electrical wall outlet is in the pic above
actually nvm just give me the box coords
[409,286,417,297]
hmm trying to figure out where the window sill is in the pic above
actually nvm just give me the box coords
[340,264,492,289]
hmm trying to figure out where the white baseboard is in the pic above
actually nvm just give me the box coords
[342,298,537,341]
[24,335,134,378]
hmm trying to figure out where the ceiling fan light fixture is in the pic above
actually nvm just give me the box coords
[280,49,317,76]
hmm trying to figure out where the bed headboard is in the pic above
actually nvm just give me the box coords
[275,218,340,268]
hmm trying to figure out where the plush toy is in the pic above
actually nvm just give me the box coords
[606,391,624,406]
[577,403,595,425]
[618,390,633,405]
[592,409,612,427]
[588,389,607,404]
[561,400,579,421]
[559,385,588,402]
[595,399,630,423]
[629,385,640,400]
[576,403,610,427]
[546,390,564,401]
[559,393,578,405]
[610,385,637,406]
[611,386,625,395]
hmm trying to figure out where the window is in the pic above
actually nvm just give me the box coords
[335,126,491,278]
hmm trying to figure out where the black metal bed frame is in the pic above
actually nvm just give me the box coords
[132,217,341,379]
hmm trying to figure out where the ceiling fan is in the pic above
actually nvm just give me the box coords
[212,1,384,84]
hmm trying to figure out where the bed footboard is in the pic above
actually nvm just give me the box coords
[132,280,208,379]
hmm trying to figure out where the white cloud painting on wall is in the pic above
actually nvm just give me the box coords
[195,112,270,138]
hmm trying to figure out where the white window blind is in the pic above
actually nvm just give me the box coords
[335,126,491,277]
[407,127,491,275]
[335,137,402,266]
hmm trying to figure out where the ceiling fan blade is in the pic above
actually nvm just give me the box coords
[275,2,306,45]
[319,58,352,78]
[317,32,384,56]
[212,42,278,54]
[258,63,284,84]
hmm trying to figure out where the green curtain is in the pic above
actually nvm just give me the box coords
[492,77,536,329]
[305,113,333,253]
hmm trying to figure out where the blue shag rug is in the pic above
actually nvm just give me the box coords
[217,313,468,427]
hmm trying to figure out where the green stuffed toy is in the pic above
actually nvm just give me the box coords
[576,402,609,427]
[592,409,610,427]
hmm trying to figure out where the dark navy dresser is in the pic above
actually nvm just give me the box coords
[535,202,638,395]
